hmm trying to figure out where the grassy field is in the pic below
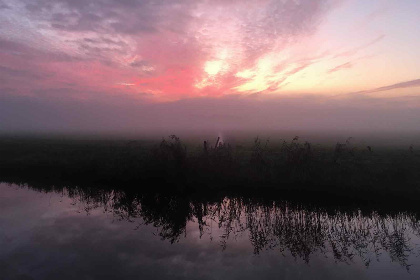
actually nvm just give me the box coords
[0,135,419,206]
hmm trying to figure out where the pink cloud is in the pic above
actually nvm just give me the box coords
[351,79,420,95]
[0,0,339,100]
[327,62,352,74]
[334,34,385,58]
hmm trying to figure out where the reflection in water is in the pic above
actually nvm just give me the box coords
[15,183,420,271]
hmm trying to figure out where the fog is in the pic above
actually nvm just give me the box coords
[0,93,419,146]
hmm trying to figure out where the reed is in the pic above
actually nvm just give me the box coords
[0,135,419,203]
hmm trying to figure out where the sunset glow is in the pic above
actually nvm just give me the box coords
[0,0,420,133]
[0,0,418,103]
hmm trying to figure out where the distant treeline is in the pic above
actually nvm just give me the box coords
[0,135,419,205]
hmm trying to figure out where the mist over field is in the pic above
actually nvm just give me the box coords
[1,93,420,146]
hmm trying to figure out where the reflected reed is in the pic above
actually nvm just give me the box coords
[8,182,420,271]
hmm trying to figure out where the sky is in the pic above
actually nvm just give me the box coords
[0,0,420,134]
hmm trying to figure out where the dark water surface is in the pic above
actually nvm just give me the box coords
[1,183,420,280]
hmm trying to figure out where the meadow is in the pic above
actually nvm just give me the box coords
[0,135,419,209]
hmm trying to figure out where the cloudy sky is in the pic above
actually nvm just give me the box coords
[1,0,419,133]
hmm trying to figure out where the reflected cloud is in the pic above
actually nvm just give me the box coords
[2,182,420,271]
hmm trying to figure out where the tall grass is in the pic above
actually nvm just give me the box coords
[0,135,419,202]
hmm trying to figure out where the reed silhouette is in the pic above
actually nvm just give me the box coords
[0,135,419,207]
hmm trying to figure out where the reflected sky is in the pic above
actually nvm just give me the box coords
[1,182,420,280]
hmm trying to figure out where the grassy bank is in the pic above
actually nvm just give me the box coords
[0,135,419,205]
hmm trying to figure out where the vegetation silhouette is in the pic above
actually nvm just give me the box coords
[5,182,420,271]
[0,135,419,208]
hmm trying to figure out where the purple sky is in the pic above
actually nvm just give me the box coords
[1,0,419,133]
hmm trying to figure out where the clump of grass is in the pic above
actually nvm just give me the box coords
[151,135,188,184]
[248,137,271,182]
[332,137,356,164]
[153,135,187,167]
[250,137,270,169]
[190,137,235,185]
[278,136,313,183]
